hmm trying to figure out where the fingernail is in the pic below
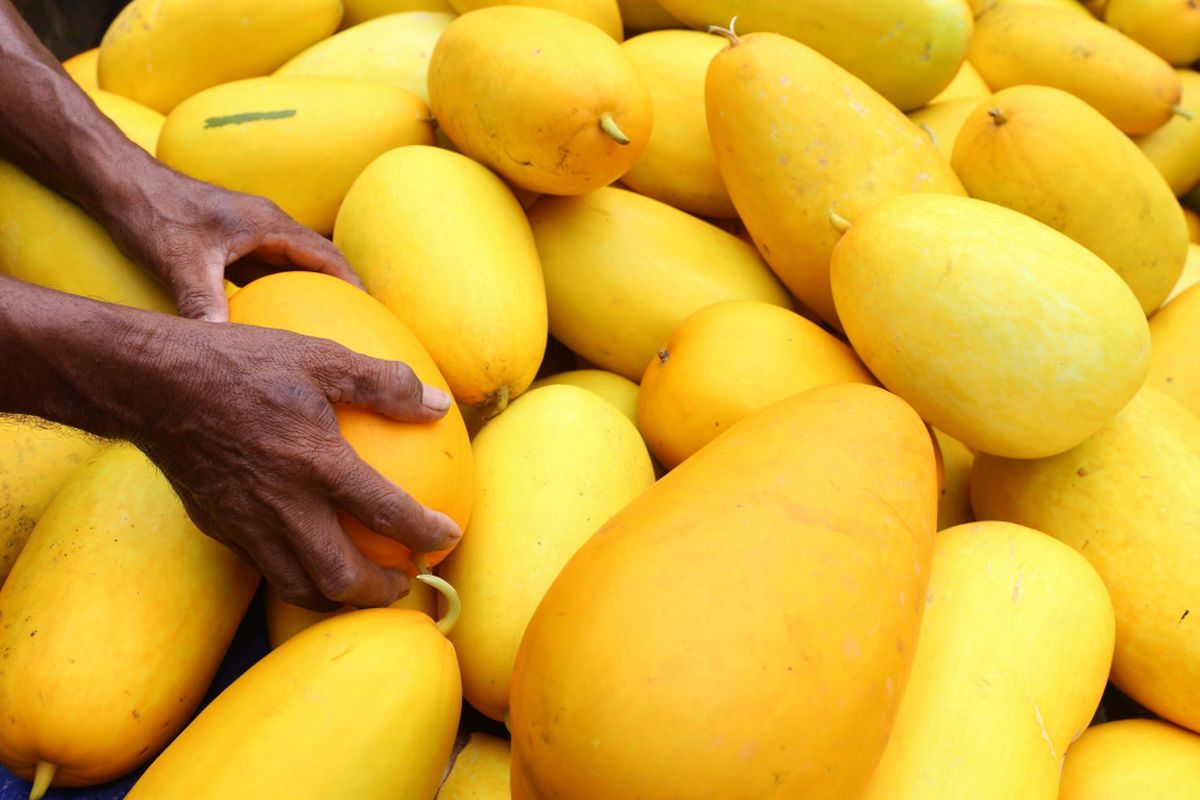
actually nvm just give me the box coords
[432,510,462,546]
[421,384,453,412]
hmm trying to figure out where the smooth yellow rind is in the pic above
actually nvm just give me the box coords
[439,386,653,721]
[98,0,343,112]
[530,186,790,380]
[440,733,511,799]
[864,521,1114,800]
[126,610,460,798]
[969,5,1181,134]
[972,387,1200,732]
[1148,282,1200,417]
[952,84,1188,314]
[706,32,963,327]
[0,419,101,585]
[334,145,547,407]
[158,76,435,235]
[1060,719,1200,799]
[620,30,734,217]
[0,445,258,787]
[0,161,174,313]
[831,193,1149,458]
[276,12,455,105]
[659,0,973,110]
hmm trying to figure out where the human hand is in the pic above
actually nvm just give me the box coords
[135,317,463,611]
[100,163,360,322]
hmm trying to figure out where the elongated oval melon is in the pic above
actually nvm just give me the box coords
[276,12,455,105]
[1060,719,1200,799]
[158,77,434,236]
[659,1,972,110]
[126,609,460,799]
[448,0,622,40]
[969,5,1181,134]
[529,186,791,381]
[1105,0,1200,65]
[439,386,653,722]
[620,30,734,217]
[638,300,876,468]
[972,387,1200,732]
[706,32,964,327]
[0,419,100,584]
[228,272,473,571]
[863,521,1114,800]
[952,85,1188,313]
[334,146,546,408]
[428,6,651,195]
[1135,70,1200,197]
[0,161,174,313]
[0,444,259,789]
[510,383,937,800]
[98,0,342,113]
[831,194,1149,458]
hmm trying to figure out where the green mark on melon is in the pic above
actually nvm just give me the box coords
[203,109,297,129]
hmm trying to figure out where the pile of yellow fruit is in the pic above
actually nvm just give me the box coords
[2,0,1200,797]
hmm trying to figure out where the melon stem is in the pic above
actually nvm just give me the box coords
[918,123,938,148]
[988,108,1008,126]
[483,385,510,421]
[706,16,740,46]
[599,113,630,145]
[828,209,851,235]
[29,761,55,800]
[1172,105,1194,121]
[416,574,461,637]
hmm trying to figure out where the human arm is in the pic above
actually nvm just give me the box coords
[0,0,358,320]
[0,276,462,609]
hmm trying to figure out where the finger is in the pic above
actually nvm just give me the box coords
[172,259,231,322]
[171,483,257,567]
[245,530,342,613]
[248,215,365,290]
[224,255,283,287]
[284,503,411,609]
[310,347,453,422]
[322,444,463,555]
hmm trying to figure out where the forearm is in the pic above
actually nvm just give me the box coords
[0,274,187,440]
[0,1,160,229]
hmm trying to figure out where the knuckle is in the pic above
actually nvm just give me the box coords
[366,494,405,535]
[276,580,321,609]
[316,559,365,604]
[408,510,443,552]
[390,362,422,403]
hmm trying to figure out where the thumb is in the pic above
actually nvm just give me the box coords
[174,263,231,322]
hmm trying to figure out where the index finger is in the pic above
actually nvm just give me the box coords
[253,220,365,291]
[286,503,412,609]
